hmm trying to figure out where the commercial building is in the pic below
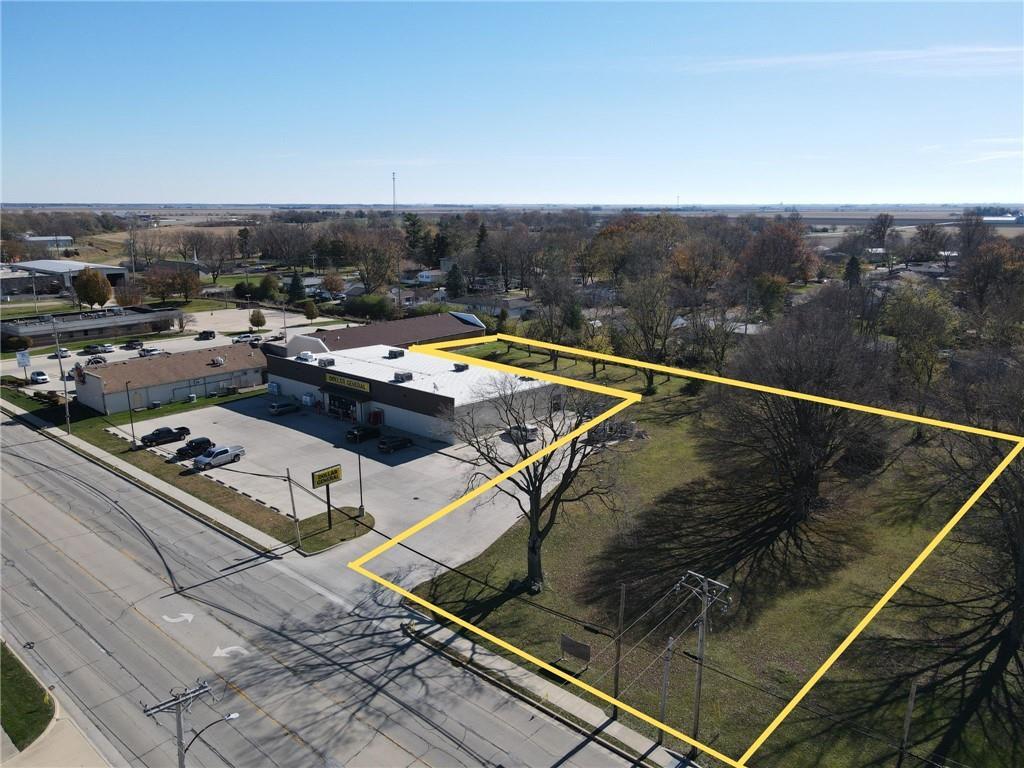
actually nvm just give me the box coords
[267,343,543,442]
[76,344,267,414]
[11,259,128,288]
[1,306,183,346]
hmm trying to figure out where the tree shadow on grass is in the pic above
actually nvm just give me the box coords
[581,478,868,630]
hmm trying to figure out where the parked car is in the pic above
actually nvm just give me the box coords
[346,425,381,443]
[197,330,216,340]
[124,339,144,350]
[193,445,245,470]
[96,343,115,353]
[85,356,107,366]
[29,371,49,384]
[268,401,298,416]
[140,426,191,447]
[248,336,263,348]
[175,437,214,459]
[378,435,413,454]
[138,347,163,357]
[54,347,71,358]
[232,334,253,344]
[83,344,103,354]
[507,425,540,444]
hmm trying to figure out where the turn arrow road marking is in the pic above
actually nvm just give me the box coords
[161,613,194,623]
[213,645,250,658]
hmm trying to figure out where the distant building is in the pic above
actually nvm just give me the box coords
[13,259,128,289]
[146,259,210,276]
[1,306,183,346]
[75,344,267,414]
[23,235,74,249]
[416,269,445,284]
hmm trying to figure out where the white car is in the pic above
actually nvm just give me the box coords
[232,334,254,344]
[193,445,245,470]
[97,343,115,353]
[30,371,49,384]
[138,347,164,357]
[55,347,71,358]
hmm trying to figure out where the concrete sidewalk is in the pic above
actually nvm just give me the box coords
[0,397,284,552]
[1,644,112,768]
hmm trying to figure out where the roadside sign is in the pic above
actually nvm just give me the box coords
[311,464,342,489]
[15,350,31,369]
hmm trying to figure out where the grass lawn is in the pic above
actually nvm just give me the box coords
[0,387,374,554]
[1,642,54,751]
[414,342,987,766]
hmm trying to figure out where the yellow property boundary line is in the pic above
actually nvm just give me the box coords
[349,332,1024,767]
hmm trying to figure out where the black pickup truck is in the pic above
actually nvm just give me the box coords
[140,426,191,447]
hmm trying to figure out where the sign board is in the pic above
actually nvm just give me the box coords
[559,634,592,665]
[325,373,371,393]
[15,350,31,369]
[311,464,343,489]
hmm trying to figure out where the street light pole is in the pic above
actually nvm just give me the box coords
[125,380,136,446]
[50,318,71,435]
[182,712,239,757]
[357,452,365,518]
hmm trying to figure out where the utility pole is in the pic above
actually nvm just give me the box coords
[656,635,676,745]
[392,171,397,217]
[678,570,729,756]
[286,468,303,550]
[895,677,919,768]
[50,319,72,435]
[142,680,212,768]
[357,453,365,518]
[611,583,626,720]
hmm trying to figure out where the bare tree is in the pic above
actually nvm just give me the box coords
[113,280,145,307]
[619,274,676,393]
[354,229,402,293]
[452,379,615,593]
[205,233,238,284]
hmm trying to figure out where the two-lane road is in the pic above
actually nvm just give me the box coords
[0,416,630,768]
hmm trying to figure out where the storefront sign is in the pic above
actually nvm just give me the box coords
[325,373,370,393]
[311,464,343,488]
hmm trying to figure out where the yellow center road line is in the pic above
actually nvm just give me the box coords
[738,437,1024,765]
[349,335,1024,766]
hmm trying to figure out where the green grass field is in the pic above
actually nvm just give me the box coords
[0,387,374,554]
[1,642,54,751]
[414,342,992,767]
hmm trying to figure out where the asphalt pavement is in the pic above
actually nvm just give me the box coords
[0,416,633,768]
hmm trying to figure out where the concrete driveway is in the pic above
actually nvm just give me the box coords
[1,308,353,392]
[124,396,523,559]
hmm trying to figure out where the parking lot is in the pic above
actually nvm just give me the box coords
[1,307,352,392]
[121,396,523,552]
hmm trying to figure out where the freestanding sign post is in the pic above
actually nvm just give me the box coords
[311,464,343,528]
[15,350,30,383]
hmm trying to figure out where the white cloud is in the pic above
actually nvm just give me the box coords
[956,149,1024,164]
[679,46,1023,76]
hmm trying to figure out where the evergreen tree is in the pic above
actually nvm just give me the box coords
[844,255,862,288]
[287,272,305,304]
[446,263,467,299]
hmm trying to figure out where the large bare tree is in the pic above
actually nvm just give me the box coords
[452,379,615,594]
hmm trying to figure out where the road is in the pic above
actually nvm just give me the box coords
[0,416,630,768]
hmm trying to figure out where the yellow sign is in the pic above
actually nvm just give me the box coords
[325,373,370,393]
[311,464,342,488]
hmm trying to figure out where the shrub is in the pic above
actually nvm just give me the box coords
[303,300,319,321]
[233,281,257,299]
[345,294,398,320]
[249,309,266,329]
[1,335,32,352]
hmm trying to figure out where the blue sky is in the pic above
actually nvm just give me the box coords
[2,2,1021,205]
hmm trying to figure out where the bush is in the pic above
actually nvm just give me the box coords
[303,300,319,321]
[344,294,398,320]
[249,309,266,329]
[405,302,455,318]
[233,281,257,299]
[1,335,33,352]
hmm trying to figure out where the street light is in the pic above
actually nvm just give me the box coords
[182,712,239,758]
[125,380,136,447]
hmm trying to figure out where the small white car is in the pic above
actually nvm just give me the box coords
[30,371,49,384]
[232,334,254,344]
[97,343,115,353]
[138,347,163,357]
[193,445,245,470]
[55,348,71,358]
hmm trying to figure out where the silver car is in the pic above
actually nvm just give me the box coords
[193,445,245,470]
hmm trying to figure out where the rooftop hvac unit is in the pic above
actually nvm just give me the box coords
[297,351,316,363]
[393,371,413,383]
[453,362,469,372]
[212,356,225,367]
[386,348,405,359]
[318,357,335,367]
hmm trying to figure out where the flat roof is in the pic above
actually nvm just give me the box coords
[15,260,128,275]
[86,343,266,394]
[291,344,545,407]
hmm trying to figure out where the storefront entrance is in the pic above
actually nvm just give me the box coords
[320,384,370,422]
